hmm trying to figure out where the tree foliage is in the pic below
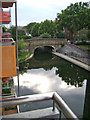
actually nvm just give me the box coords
[8,26,25,41]
[38,20,56,38]
[31,23,40,37]
[26,22,37,34]
[2,26,7,32]
[7,2,89,42]
[40,32,51,38]
[57,2,89,41]
[22,35,32,39]
[74,29,89,41]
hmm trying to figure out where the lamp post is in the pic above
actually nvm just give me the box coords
[15,1,19,97]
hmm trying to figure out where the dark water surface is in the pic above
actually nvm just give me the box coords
[14,52,89,119]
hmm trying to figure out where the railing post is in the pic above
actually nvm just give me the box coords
[1,92,79,120]
[52,100,55,111]
[59,110,62,120]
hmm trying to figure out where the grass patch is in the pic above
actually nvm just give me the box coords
[18,52,29,62]
[77,45,90,51]
[18,52,32,62]
[18,52,28,59]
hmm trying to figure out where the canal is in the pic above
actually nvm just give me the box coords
[14,50,89,119]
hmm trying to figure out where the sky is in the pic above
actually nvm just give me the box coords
[10,0,89,26]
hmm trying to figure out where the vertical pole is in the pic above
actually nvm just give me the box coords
[59,110,61,120]
[15,1,19,96]
[52,100,55,111]
[0,1,2,116]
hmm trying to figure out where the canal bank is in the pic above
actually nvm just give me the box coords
[53,52,90,72]
[58,44,90,65]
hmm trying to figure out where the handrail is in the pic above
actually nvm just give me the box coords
[1,93,15,97]
[2,95,16,99]
[0,38,15,46]
[1,92,79,120]
[0,38,14,41]
[1,92,53,107]
[53,92,78,119]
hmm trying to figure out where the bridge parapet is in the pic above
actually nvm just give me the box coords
[25,37,67,53]
[25,37,67,41]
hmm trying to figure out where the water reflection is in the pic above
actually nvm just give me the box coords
[34,52,54,61]
[56,62,89,87]
[15,67,86,94]
[19,53,89,88]
[14,52,89,118]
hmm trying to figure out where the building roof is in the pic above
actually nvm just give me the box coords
[0,0,16,8]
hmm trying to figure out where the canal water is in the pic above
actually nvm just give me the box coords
[14,51,89,119]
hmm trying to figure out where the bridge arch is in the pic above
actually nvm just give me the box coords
[34,45,55,55]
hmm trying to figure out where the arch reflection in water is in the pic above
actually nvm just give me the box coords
[34,46,55,61]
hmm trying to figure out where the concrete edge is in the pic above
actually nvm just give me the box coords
[53,52,90,72]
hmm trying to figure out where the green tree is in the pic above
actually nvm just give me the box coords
[57,2,89,42]
[26,22,37,34]
[38,20,56,38]
[74,29,89,41]
[9,26,25,41]
[31,23,40,37]
[9,26,16,40]
[2,26,7,32]
[87,30,90,39]
[40,32,51,38]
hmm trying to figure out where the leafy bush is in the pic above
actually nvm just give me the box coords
[74,29,89,41]
[56,31,65,38]
[9,26,25,41]
[31,23,40,37]
[87,30,90,39]
[40,33,51,38]
[22,35,32,39]
[18,39,27,51]
[74,41,90,45]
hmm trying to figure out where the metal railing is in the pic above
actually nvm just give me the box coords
[1,92,79,120]
[0,38,15,46]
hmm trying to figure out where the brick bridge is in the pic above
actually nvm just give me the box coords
[25,37,67,53]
